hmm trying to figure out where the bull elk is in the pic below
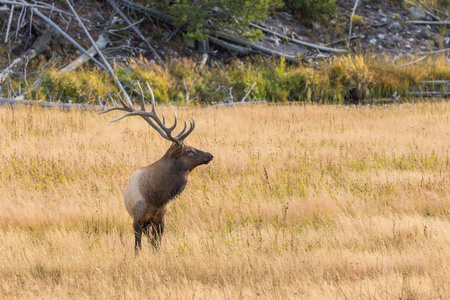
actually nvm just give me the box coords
[101,83,213,250]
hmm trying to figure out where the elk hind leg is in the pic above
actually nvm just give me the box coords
[133,220,143,252]
[150,221,165,250]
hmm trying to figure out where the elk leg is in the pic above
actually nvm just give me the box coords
[133,220,143,251]
[142,222,153,244]
[150,221,165,250]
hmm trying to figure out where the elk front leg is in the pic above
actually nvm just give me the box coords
[133,220,143,251]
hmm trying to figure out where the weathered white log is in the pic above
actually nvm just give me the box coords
[208,36,254,55]
[396,55,427,67]
[249,22,347,53]
[60,33,109,73]
[418,48,450,55]
[407,92,450,97]
[0,98,104,109]
[420,80,449,84]
[211,32,299,62]
[211,101,267,107]
[404,20,450,25]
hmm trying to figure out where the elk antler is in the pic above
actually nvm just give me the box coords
[100,82,195,145]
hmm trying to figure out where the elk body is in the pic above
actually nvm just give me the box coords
[101,83,213,250]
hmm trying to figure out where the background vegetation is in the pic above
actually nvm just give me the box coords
[20,54,448,105]
[1,102,449,298]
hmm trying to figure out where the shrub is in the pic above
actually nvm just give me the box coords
[285,0,337,24]
[328,56,374,102]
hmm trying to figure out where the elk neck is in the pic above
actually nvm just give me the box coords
[138,143,190,207]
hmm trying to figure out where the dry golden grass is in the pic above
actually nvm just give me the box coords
[0,102,449,299]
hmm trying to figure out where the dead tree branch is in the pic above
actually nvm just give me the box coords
[396,55,428,67]
[64,0,132,108]
[418,48,450,55]
[0,0,74,16]
[210,82,266,107]
[211,32,299,62]
[250,22,347,53]
[208,36,254,55]
[0,97,104,109]
[348,0,360,48]
[5,3,14,43]
[183,78,197,104]
[0,27,52,85]
[14,0,106,69]
[106,0,166,69]
[404,20,450,25]
[117,0,175,24]
[118,0,301,62]
[60,32,109,73]
[240,82,257,103]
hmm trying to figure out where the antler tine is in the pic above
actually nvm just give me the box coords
[146,81,156,113]
[136,81,146,112]
[98,105,131,115]
[143,81,178,135]
[175,118,188,138]
[102,81,196,146]
[177,116,196,141]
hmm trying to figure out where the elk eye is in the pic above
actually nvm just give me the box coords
[187,149,194,155]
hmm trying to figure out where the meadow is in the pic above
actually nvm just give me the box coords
[0,102,449,299]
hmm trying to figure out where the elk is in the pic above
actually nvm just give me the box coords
[101,83,213,250]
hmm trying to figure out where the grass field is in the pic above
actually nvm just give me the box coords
[0,102,449,299]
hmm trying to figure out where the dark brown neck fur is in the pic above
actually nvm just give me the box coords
[137,143,213,208]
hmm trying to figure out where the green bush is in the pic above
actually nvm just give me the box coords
[284,0,337,24]
[140,0,283,42]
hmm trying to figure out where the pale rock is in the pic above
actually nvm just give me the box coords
[410,6,426,19]
[389,22,403,31]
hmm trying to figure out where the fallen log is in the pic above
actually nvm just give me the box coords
[407,91,450,97]
[404,20,450,25]
[211,31,299,62]
[396,55,427,67]
[250,22,347,53]
[0,98,104,109]
[208,36,255,55]
[420,80,449,84]
[211,101,267,108]
[60,32,109,73]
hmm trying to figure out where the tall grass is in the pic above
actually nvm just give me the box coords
[17,54,450,104]
[0,102,449,298]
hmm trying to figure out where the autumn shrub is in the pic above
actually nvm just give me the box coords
[42,69,114,103]
[367,57,425,98]
[327,55,374,102]
[20,53,450,104]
